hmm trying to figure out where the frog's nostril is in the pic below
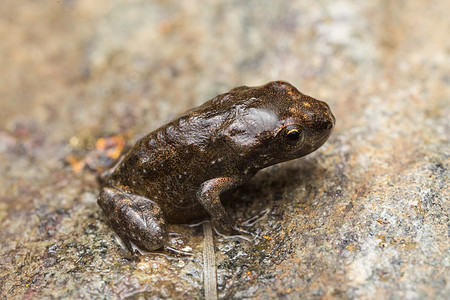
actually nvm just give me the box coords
[326,111,335,129]
[319,115,334,132]
[314,118,332,133]
[324,119,333,131]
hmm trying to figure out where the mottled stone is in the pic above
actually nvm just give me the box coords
[0,0,448,299]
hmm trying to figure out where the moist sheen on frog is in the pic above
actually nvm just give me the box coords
[98,81,335,252]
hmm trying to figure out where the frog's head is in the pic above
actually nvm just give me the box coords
[268,81,335,162]
[224,81,335,169]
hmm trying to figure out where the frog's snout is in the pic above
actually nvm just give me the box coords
[315,102,335,134]
[325,111,335,131]
[316,117,333,133]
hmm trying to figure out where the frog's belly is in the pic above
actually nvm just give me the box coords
[139,187,208,223]
[161,200,208,223]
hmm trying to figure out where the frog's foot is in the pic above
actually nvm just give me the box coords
[98,187,168,252]
[239,208,271,227]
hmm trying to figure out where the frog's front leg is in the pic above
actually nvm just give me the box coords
[197,177,247,234]
[98,187,168,252]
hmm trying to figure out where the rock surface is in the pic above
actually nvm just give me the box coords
[0,0,448,299]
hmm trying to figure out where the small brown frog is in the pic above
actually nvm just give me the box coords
[98,81,335,252]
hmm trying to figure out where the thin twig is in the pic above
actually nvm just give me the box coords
[203,221,218,300]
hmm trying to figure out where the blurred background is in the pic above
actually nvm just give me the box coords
[0,1,448,299]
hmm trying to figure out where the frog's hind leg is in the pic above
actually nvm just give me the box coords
[98,187,168,252]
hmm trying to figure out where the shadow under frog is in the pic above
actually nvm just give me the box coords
[224,159,326,217]
[98,81,335,253]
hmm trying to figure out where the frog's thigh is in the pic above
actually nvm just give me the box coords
[197,177,242,233]
[98,187,168,251]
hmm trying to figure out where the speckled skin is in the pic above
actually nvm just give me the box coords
[98,81,335,252]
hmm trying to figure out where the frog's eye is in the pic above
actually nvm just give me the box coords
[286,129,300,145]
[283,125,304,146]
